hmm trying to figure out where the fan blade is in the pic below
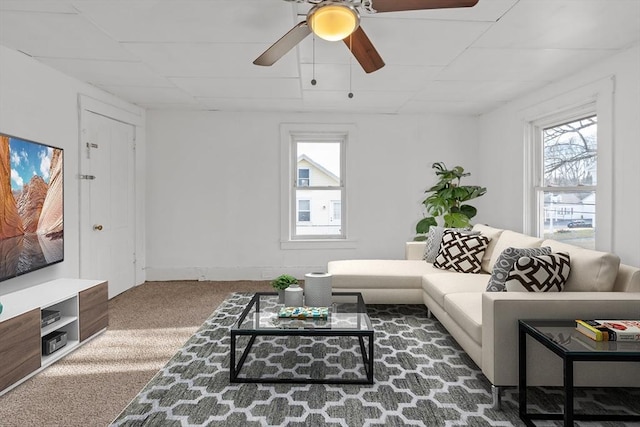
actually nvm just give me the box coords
[343,26,385,74]
[371,0,478,13]
[253,21,311,66]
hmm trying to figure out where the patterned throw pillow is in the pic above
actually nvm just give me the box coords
[433,230,490,273]
[423,226,479,263]
[485,246,552,292]
[505,252,571,292]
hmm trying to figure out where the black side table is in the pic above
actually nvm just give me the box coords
[518,319,640,427]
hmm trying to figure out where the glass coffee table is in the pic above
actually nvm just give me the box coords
[518,319,640,427]
[230,292,374,384]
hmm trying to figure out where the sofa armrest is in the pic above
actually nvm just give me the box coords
[406,241,426,260]
[481,291,640,386]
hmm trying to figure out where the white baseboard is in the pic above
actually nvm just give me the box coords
[144,266,327,282]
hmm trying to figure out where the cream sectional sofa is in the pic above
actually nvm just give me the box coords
[327,224,640,403]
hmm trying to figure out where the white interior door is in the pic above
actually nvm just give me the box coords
[80,111,136,299]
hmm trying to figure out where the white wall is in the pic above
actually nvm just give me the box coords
[0,46,146,296]
[145,111,480,280]
[476,43,640,267]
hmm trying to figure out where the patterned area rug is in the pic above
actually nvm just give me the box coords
[111,293,639,426]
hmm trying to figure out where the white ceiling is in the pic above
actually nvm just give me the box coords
[1,0,639,115]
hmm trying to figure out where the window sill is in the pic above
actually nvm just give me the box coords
[280,239,358,250]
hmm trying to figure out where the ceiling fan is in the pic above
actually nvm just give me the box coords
[254,0,479,74]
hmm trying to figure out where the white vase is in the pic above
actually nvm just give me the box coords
[284,283,304,307]
[304,272,332,307]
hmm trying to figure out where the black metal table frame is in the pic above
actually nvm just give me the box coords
[518,320,640,427]
[230,292,374,384]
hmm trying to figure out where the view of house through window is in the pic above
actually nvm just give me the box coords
[294,140,343,238]
[538,115,597,249]
[297,200,310,222]
[298,168,309,187]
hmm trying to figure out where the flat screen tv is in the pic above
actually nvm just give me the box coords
[0,133,63,282]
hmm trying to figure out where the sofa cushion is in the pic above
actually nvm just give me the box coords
[423,226,478,262]
[472,224,505,273]
[486,246,552,292]
[444,293,483,345]
[422,272,490,308]
[328,260,445,290]
[488,230,543,272]
[541,240,620,292]
[505,252,571,292]
[434,230,490,273]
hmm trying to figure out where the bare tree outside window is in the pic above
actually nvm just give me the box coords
[539,115,597,249]
[543,116,597,187]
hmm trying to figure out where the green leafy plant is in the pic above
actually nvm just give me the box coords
[415,162,487,241]
[270,274,298,290]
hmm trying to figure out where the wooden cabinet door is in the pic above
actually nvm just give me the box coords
[0,309,41,392]
[79,281,108,341]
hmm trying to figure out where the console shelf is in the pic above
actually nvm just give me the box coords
[0,279,108,395]
[41,315,78,337]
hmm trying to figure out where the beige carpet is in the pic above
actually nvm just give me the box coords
[0,280,271,427]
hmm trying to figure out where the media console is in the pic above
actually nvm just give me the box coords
[0,278,108,395]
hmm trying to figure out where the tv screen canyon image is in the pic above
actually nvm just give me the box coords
[0,134,64,282]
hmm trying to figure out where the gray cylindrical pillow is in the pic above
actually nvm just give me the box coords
[423,226,479,263]
[485,246,552,292]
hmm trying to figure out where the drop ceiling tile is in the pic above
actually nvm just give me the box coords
[361,0,516,22]
[72,0,296,43]
[437,47,620,82]
[302,89,413,112]
[414,80,547,102]
[300,63,442,91]
[170,77,301,99]
[0,1,76,13]
[98,85,196,105]
[37,58,174,86]
[138,102,204,110]
[475,0,640,49]
[297,17,492,67]
[122,42,299,78]
[197,97,304,112]
[0,11,136,60]
[399,99,504,115]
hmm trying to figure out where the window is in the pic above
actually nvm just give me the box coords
[298,168,310,187]
[294,141,343,238]
[298,200,310,222]
[280,124,354,248]
[524,78,613,252]
[331,201,341,221]
[532,110,597,249]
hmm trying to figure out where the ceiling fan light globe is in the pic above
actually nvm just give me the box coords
[308,4,360,41]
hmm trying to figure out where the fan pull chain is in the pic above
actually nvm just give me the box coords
[311,34,317,86]
[348,34,354,99]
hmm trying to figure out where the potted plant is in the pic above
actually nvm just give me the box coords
[415,162,486,241]
[271,274,298,303]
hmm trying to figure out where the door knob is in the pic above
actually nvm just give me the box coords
[93,224,103,231]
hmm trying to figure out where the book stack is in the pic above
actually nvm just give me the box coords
[575,319,640,342]
[278,306,330,320]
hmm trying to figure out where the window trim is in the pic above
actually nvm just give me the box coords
[523,77,614,251]
[280,123,357,249]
